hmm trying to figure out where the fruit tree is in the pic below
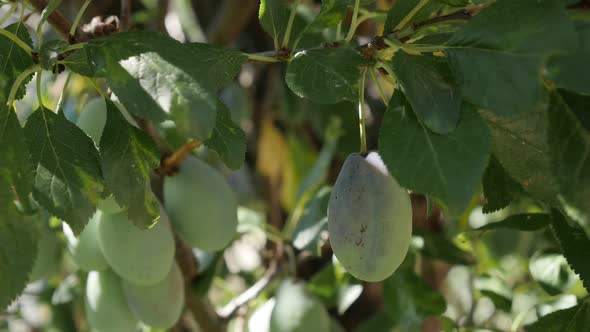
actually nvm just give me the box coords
[1,0,589,331]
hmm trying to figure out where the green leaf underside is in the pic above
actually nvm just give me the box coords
[285,48,370,104]
[0,205,37,310]
[379,93,491,216]
[24,108,103,234]
[475,214,551,232]
[391,52,462,134]
[204,102,247,170]
[527,298,590,332]
[0,22,34,102]
[445,0,577,116]
[99,99,160,228]
[0,106,32,210]
[547,22,590,95]
[481,154,524,213]
[550,210,590,292]
[548,91,590,236]
[66,32,247,141]
[481,108,558,203]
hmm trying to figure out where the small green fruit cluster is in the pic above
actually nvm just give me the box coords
[60,98,240,330]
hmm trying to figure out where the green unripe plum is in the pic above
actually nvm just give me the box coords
[97,196,125,214]
[85,269,139,332]
[97,208,175,285]
[122,262,185,329]
[76,98,106,144]
[328,152,412,282]
[270,279,330,332]
[164,157,238,251]
[62,211,108,272]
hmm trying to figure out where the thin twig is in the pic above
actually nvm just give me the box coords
[159,141,202,175]
[120,0,132,31]
[217,260,279,319]
[28,0,89,43]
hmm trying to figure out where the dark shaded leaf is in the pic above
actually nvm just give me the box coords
[99,99,160,228]
[24,108,104,234]
[547,22,590,95]
[475,214,551,232]
[481,108,558,203]
[0,22,33,101]
[481,154,524,213]
[285,48,370,104]
[548,91,590,235]
[551,209,590,292]
[446,0,577,116]
[0,106,32,211]
[526,298,590,332]
[379,94,490,216]
[391,52,462,134]
[204,102,247,170]
[0,203,37,310]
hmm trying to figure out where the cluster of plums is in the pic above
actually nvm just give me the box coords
[59,98,239,331]
[33,97,413,331]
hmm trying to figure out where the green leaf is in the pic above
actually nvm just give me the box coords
[68,32,247,141]
[204,102,247,170]
[356,312,395,332]
[301,0,350,33]
[0,106,32,211]
[481,108,558,203]
[292,187,331,252]
[390,52,462,134]
[526,298,590,332]
[445,0,577,116]
[418,231,476,265]
[474,275,512,312]
[0,204,37,310]
[99,99,160,228]
[383,0,443,33]
[529,249,577,296]
[24,108,104,234]
[286,48,370,104]
[259,0,291,48]
[548,91,590,235]
[546,22,590,95]
[481,155,524,213]
[383,262,446,328]
[0,22,34,101]
[475,214,551,232]
[39,39,68,71]
[436,0,468,6]
[378,94,491,216]
[550,209,590,292]
[559,90,590,132]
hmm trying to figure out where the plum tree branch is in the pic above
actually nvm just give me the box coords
[217,260,279,320]
[28,0,89,43]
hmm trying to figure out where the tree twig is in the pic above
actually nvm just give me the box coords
[120,0,132,31]
[159,141,202,175]
[217,260,279,320]
[28,0,89,43]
